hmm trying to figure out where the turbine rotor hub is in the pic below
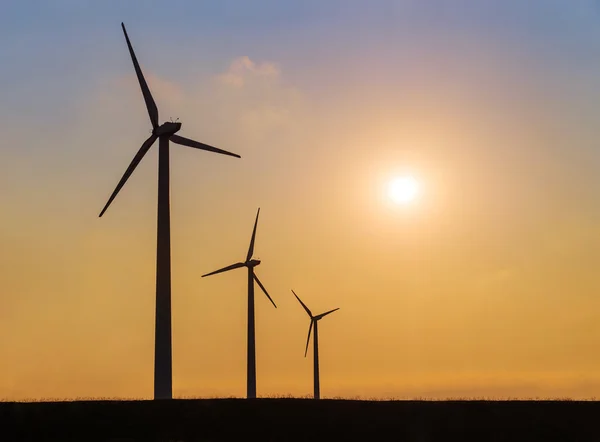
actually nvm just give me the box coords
[246,259,261,267]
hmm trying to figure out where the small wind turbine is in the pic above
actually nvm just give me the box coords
[98,23,241,400]
[291,290,339,400]
[201,208,277,399]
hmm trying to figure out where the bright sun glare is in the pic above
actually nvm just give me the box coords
[387,176,419,204]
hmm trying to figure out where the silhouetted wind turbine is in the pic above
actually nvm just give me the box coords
[202,208,276,399]
[291,290,339,400]
[98,23,240,400]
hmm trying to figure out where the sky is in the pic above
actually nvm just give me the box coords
[3,0,600,400]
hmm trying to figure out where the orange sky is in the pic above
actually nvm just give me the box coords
[3,1,600,400]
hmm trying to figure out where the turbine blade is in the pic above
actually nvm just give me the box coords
[254,273,276,308]
[170,134,241,158]
[246,208,260,261]
[315,307,340,321]
[121,22,159,128]
[99,134,157,217]
[291,290,312,318]
[305,320,314,357]
[201,262,245,277]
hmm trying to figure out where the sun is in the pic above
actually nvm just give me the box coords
[387,176,419,204]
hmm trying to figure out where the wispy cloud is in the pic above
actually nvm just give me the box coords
[214,57,305,143]
[217,56,280,88]
[91,56,304,146]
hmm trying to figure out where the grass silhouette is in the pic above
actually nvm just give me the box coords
[3,396,599,441]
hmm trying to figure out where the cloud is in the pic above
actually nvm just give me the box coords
[89,56,305,146]
[217,56,280,88]
[212,57,305,143]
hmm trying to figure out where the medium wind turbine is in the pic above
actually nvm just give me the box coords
[98,23,241,400]
[291,290,339,400]
[201,208,277,399]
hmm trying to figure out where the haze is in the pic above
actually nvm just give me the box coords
[2,0,600,400]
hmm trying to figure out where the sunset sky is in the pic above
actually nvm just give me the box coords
[3,0,600,400]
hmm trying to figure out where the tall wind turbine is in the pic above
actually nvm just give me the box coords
[202,208,277,398]
[291,290,339,399]
[99,23,241,400]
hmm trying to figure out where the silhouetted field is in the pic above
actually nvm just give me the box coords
[2,398,599,441]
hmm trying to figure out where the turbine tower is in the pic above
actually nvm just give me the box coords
[202,208,277,398]
[291,290,339,400]
[99,23,241,400]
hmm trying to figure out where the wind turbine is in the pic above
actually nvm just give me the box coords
[98,23,241,400]
[201,208,276,399]
[291,290,339,400]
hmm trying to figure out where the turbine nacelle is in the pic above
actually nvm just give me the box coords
[154,121,182,137]
[246,258,261,267]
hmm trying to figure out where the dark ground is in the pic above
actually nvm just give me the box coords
[2,398,599,441]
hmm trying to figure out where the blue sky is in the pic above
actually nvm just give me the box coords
[4,1,600,98]
[3,1,600,117]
